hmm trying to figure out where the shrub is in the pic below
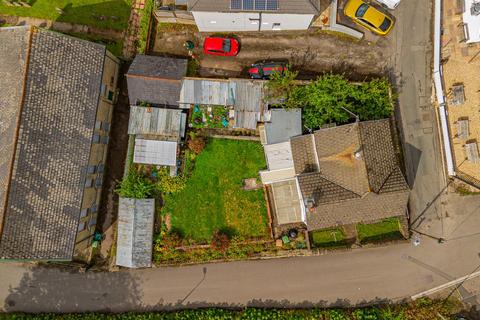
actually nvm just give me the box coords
[115,168,156,199]
[188,135,206,155]
[211,230,230,252]
[154,167,186,195]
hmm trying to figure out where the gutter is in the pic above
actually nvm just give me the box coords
[433,0,455,176]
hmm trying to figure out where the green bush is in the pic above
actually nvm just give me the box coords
[154,167,186,195]
[357,218,404,244]
[115,168,156,199]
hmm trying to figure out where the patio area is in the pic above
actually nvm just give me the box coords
[442,0,480,184]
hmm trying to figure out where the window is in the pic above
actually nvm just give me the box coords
[84,178,93,188]
[355,3,369,17]
[87,165,97,174]
[78,221,86,232]
[80,208,89,218]
[100,84,107,97]
[88,217,97,229]
[101,122,111,132]
[222,39,231,53]
[379,18,392,32]
[110,76,114,86]
[95,176,103,188]
[92,134,101,144]
[95,120,102,130]
[100,136,109,145]
[90,204,98,213]
[97,164,105,174]
[107,90,114,102]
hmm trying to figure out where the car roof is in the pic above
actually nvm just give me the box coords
[204,37,225,50]
[363,6,388,27]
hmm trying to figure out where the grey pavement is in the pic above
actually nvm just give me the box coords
[1,233,480,313]
[2,0,480,314]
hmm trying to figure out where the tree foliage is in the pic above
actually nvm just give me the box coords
[267,72,394,130]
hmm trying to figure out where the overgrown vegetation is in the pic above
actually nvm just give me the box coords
[310,227,348,248]
[455,184,480,196]
[1,298,462,319]
[0,0,132,31]
[136,0,153,54]
[357,217,404,244]
[115,165,185,199]
[190,105,230,129]
[266,72,394,130]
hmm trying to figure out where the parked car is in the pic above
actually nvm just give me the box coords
[203,37,239,56]
[376,0,401,10]
[344,0,394,36]
[248,61,288,79]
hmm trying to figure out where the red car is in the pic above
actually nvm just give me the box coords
[203,37,239,56]
[248,61,288,79]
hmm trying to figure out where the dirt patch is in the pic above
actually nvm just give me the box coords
[151,25,391,80]
[96,62,132,263]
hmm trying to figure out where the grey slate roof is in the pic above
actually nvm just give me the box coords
[289,119,409,230]
[116,198,155,268]
[0,27,29,236]
[126,55,187,107]
[264,109,302,144]
[188,0,320,14]
[128,106,185,140]
[0,27,106,260]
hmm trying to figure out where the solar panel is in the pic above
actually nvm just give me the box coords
[255,0,266,10]
[231,0,242,9]
[266,0,278,10]
[243,0,254,10]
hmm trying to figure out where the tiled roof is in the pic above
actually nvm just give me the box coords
[0,27,106,260]
[288,119,409,229]
[126,55,187,107]
[306,190,409,230]
[188,0,320,14]
[358,120,406,193]
[290,135,318,174]
[0,27,29,236]
[313,123,370,195]
[297,172,359,205]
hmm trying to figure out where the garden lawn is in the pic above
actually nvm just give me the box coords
[357,217,404,244]
[310,227,347,248]
[0,0,132,31]
[163,138,269,243]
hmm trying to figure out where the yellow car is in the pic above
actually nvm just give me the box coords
[344,0,394,36]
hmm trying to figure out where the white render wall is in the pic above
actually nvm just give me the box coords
[192,12,314,32]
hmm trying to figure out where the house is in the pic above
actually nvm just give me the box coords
[261,118,410,236]
[187,0,321,32]
[126,55,188,108]
[0,26,120,261]
[128,106,187,175]
[116,198,155,268]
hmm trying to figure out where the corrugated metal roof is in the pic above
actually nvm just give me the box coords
[179,78,265,129]
[116,198,155,268]
[128,106,184,139]
[134,139,177,166]
[179,78,233,106]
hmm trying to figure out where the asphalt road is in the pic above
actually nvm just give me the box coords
[2,0,480,314]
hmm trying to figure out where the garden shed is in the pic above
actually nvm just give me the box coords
[116,198,155,268]
[134,138,178,167]
[179,78,267,129]
[128,106,186,141]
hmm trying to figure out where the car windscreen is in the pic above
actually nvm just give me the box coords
[379,18,391,32]
[355,3,369,17]
[222,39,231,53]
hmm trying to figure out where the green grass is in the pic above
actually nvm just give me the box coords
[0,0,132,31]
[357,217,404,244]
[162,138,269,243]
[63,32,123,57]
[310,227,348,248]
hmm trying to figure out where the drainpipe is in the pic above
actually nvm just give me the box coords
[433,0,455,176]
